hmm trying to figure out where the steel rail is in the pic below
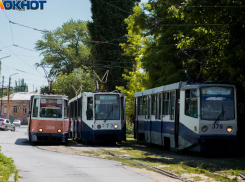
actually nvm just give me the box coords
[99,148,188,182]
[240,173,245,180]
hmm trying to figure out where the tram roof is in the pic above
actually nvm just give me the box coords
[32,94,68,99]
[134,82,186,97]
[134,81,236,97]
[68,91,124,104]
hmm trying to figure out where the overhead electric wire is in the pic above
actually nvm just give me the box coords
[171,3,245,8]
[0,45,13,50]
[9,21,46,32]
[0,40,44,76]
[2,11,15,44]
[1,63,45,78]
[98,0,147,21]
[0,52,40,58]
[13,44,37,52]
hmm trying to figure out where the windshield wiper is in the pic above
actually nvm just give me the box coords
[103,107,113,123]
[213,110,226,125]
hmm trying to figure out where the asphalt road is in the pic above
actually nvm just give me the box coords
[0,125,180,182]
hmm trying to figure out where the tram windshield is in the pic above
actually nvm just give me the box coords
[40,98,62,118]
[201,87,235,120]
[95,95,120,120]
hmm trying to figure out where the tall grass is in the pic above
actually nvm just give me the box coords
[0,146,19,182]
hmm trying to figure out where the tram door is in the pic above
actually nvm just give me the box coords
[174,90,180,148]
[27,96,34,141]
[134,98,137,139]
[155,93,162,145]
[145,95,151,143]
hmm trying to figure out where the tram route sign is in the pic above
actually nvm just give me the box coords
[0,0,47,10]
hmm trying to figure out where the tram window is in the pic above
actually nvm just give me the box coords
[148,96,151,119]
[64,100,68,118]
[121,97,124,120]
[78,98,82,117]
[142,97,146,115]
[32,99,39,117]
[40,99,62,118]
[152,95,156,115]
[170,92,175,120]
[145,97,148,119]
[158,93,162,119]
[135,98,137,117]
[163,92,169,115]
[155,94,158,119]
[185,89,198,118]
[74,100,77,118]
[70,103,73,118]
[138,97,143,115]
[87,97,93,120]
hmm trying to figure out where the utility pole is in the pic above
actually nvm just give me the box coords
[0,76,4,117]
[0,56,11,83]
[6,73,18,119]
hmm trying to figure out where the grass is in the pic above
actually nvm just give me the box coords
[60,123,245,182]
[97,137,245,182]
[0,146,19,182]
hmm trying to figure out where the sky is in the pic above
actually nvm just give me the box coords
[0,0,146,92]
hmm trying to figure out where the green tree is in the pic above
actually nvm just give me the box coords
[116,60,149,122]
[52,67,96,99]
[121,1,187,88]
[35,19,91,75]
[0,89,14,98]
[40,86,49,94]
[170,0,245,139]
[88,0,140,91]
[14,79,28,92]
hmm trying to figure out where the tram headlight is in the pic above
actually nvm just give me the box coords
[202,126,208,132]
[39,128,43,133]
[114,124,118,129]
[97,125,101,129]
[226,126,233,133]
[57,129,62,133]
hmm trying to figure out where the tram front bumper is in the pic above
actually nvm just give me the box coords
[30,133,68,143]
[186,135,238,153]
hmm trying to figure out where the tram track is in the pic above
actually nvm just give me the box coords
[99,147,188,182]
[240,173,245,180]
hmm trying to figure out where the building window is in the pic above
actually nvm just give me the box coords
[3,106,7,114]
[13,106,17,114]
[23,107,27,114]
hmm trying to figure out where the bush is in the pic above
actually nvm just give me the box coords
[126,122,134,138]
[0,146,18,181]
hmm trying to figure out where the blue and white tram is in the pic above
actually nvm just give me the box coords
[134,82,238,153]
[68,91,126,143]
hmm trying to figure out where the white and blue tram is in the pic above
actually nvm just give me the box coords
[68,91,126,143]
[134,82,238,153]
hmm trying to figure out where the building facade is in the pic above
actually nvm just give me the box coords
[0,92,39,124]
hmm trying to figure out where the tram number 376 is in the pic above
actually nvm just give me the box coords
[212,124,223,129]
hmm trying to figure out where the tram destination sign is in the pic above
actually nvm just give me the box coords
[202,87,232,95]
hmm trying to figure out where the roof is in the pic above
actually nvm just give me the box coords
[134,82,187,97]
[1,92,40,101]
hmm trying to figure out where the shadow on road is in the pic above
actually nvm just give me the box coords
[15,138,31,146]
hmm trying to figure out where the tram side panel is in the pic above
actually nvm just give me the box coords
[135,92,178,149]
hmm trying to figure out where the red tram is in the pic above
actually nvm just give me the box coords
[27,94,69,143]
